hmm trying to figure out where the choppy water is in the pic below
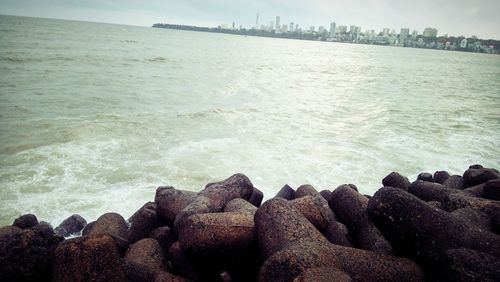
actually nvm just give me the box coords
[1,15,499,227]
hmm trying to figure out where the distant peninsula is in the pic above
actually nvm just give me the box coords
[153,23,499,55]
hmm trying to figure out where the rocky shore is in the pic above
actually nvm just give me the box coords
[1,165,500,281]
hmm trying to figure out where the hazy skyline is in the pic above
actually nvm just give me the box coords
[1,0,499,39]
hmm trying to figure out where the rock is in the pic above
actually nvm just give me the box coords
[0,222,61,281]
[224,198,258,214]
[434,171,450,184]
[173,196,215,231]
[178,211,256,259]
[295,184,318,198]
[483,179,500,200]
[427,201,442,209]
[328,186,393,254]
[463,167,499,188]
[491,209,500,235]
[293,267,352,282]
[149,226,176,253]
[54,214,87,237]
[126,238,165,272]
[154,186,197,226]
[198,173,254,211]
[12,214,39,229]
[367,187,500,265]
[128,202,161,244]
[81,221,95,236]
[408,180,453,202]
[258,241,424,282]
[255,198,329,259]
[417,172,434,182]
[464,183,486,197]
[249,187,264,207]
[319,190,332,201]
[219,270,231,282]
[443,175,466,190]
[52,234,126,282]
[469,164,484,169]
[87,212,128,239]
[274,184,295,200]
[289,194,351,246]
[435,248,500,281]
[443,193,500,214]
[451,208,492,231]
[154,271,190,282]
[382,172,410,190]
[167,242,202,281]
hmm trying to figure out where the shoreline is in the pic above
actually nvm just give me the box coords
[1,164,499,281]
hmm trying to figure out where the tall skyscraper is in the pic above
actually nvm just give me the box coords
[330,22,336,37]
[290,22,294,32]
[400,28,410,40]
[275,16,280,30]
[382,28,390,37]
[423,27,438,38]
[412,30,418,39]
[255,13,259,29]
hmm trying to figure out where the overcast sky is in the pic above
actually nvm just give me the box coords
[1,0,499,39]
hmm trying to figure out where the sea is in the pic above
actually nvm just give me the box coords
[1,15,499,227]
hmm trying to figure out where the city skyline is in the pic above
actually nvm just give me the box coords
[0,0,499,40]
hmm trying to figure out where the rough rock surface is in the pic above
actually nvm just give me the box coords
[54,214,87,237]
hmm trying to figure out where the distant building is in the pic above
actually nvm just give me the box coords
[400,28,410,40]
[330,22,336,37]
[255,13,259,29]
[269,21,274,31]
[460,38,467,48]
[337,25,347,34]
[309,26,315,32]
[275,16,280,30]
[412,30,418,39]
[382,28,390,37]
[349,25,356,34]
[423,27,438,38]
[290,22,294,32]
[282,24,288,32]
[318,26,325,33]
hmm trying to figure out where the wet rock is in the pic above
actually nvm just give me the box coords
[483,179,500,200]
[323,220,352,247]
[491,209,500,235]
[427,201,442,209]
[155,186,197,226]
[12,214,39,229]
[178,211,256,259]
[367,187,500,265]
[54,214,87,237]
[87,212,128,239]
[293,267,352,282]
[128,202,161,244]
[463,167,499,188]
[198,173,254,211]
[443,193,500,214]
[319,190,332,201]
[173,196,215,231]
[328,186,393,254]
[295,184,318,198]
[382,172,410,190]
[451,208,492,231]
[469,164,484,169]
[255,198,329,259]
[224,198,258,214]
[290,195,336,232]
[149,226,176,253]
[408,180,453,202]
[434,171,450,184]
[81,221,95,236]
[435,248,500,282]
[249,187,264,207]
[417,172,434,182]
[219,270,231,282]
[154,271,190,282]
[443,175,466,190]
[258,241,424,282]
[126,238,165,272]
[52,234,126,282]
[167,242,201,281]
[0,222,61,282]
[274,184,295,200]
[464,183,486,197]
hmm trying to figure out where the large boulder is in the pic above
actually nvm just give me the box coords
[382,172,410,190]
[328,186,393,254]
[52,234,126,282]
[87,212,128,239]
[149,226,176,253]
[127,202,161,244]
[54,214,87,237]
[463,167,499,188]
[154,186,197,226]
[249,187,264,207]
[295,184,319,198]
[367,187,500,271]
[434,248,500,281]
[293,267,352,282]
[443,175,466,190]
[0,222,62,281]
[417,172,434,182]
[124,238,165,282]
[12,214,39,229]
[483,179,500,201]
[434,171,450,184]
[274,184,295,200]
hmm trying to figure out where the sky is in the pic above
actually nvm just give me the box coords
[1,0,499,39]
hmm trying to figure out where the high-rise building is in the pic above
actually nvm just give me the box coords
[460,38,467,48]
[400,28,410,40]
[282,24,288,32]
[330,22,336,37]
[275,16,280,30]
[412,30,418,39]
[269,21,274,31]
[349,25,356,34]
[318,26,325,33]
[337,25,347,34]
[309,26,315,32]
[290,22,294,32]
[382,28,390,37]
[255,13,259,29]
[423,27,438,38]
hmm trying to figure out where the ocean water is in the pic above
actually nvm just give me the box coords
[0,15,499,227]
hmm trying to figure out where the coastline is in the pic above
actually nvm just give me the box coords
[1,165,499,281]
